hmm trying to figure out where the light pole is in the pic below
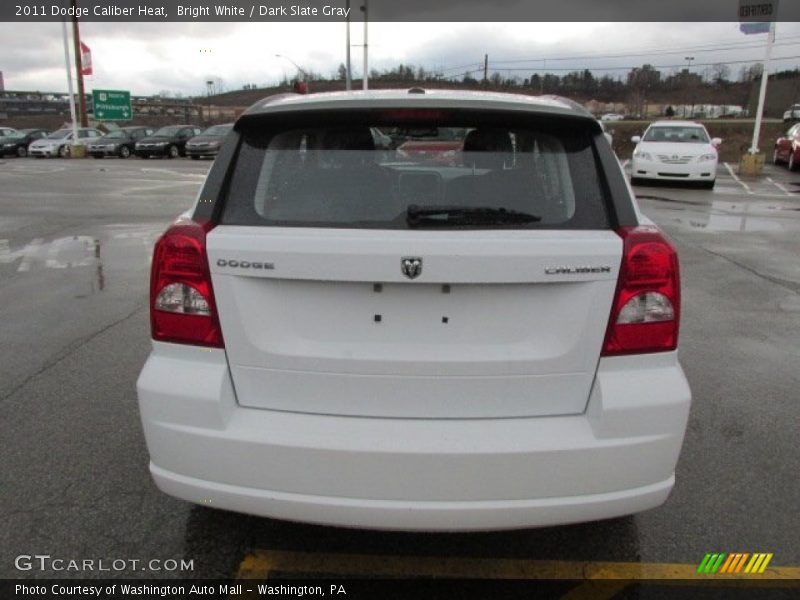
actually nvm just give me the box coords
[683,56,694,118]
[361,0,369,91]
[345,0,352,90]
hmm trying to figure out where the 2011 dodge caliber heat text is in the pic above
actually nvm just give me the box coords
[136,90,692,531]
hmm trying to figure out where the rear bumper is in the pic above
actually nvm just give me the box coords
[137,344,691,531]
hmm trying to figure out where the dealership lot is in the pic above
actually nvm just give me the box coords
[0,158,798,593]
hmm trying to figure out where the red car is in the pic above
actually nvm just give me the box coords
[773,122,800,170]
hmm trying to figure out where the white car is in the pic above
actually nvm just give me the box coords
[600,113,625,121]
[782,104,800,123]
[630,121,720,189]
[28,127,103,158]
[137,89,691,531]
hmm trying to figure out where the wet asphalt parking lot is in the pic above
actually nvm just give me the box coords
[0,156,798,597]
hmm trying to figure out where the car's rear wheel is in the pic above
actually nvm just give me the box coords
[16,146,27,158]
[119,146,131,159]
[789,151,798,171]
[167,145,179,159]
[58,145,69,158]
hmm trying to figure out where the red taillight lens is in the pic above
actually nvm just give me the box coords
[149,218,224,348]
[602,225,680,356]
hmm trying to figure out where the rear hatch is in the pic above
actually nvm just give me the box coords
[206,108,623,418]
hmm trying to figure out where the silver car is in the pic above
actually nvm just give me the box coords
[28,128,103,158]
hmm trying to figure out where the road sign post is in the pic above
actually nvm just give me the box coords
[91,89,132,121]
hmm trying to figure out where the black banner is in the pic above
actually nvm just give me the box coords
[2,0,800,22]
[3,578,800,600]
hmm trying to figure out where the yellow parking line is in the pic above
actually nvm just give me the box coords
[235,549,800,583]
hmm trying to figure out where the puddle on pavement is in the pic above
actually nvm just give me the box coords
[642,199,800,233]
[0,223,164,296]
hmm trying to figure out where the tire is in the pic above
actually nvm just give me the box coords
[789,152,798,172]
[773,149,782,165]
[16,146,27,158]
[58,145,69,158]
[167,145,179,159]
[119,146,131,159]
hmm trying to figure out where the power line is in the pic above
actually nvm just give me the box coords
[490,35,800,66]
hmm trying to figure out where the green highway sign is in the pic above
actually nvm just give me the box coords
[91,89,132,121]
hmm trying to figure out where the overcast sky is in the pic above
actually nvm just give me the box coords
[2,21,800,96]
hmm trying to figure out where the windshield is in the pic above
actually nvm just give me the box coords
[46,130,72,140]
[643,126,710,143]
[152,126,182,137]
[222,119,609,230]
[202,124,232,136]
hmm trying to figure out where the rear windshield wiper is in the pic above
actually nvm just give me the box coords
[406,205,541,227]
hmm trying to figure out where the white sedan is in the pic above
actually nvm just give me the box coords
[630,121,720,189]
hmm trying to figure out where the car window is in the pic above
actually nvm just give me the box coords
[202,124,232,136]
[153,126,182,137]
[643,126,710,143]
[222,120,609,230]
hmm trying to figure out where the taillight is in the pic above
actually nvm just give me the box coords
[602,225,680,356]
[149,218,224,348]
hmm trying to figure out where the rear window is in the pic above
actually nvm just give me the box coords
[221,116,609,230]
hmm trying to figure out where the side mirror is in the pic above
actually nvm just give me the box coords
[711,137,722,146]
[631,136,641,144]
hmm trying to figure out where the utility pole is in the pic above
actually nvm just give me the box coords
[71,0,88,127]
[483,54,488,85]
[345,0,351,90]
[61,20,79,142]
[750,21,775,154]
[361,0,368,90]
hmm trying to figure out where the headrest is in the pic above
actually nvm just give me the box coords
[322,128,375,151]
[463,128,513,153]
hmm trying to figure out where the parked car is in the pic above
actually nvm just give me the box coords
[135,125,202,159]
[597,120,613,147]
[0,129,49,157]
[88,126,154,159]
[137,89,691,531]
[773,122,800,170]
[600,113,625,121]
[630,120,720,189]
[185,123,233,159]
[782,104,800,123]
[28,127,103,158]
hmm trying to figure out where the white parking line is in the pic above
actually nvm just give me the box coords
[15,238,44,272]
[723,162,753,194]
[766,176,793,197]
[140,167,207,179]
